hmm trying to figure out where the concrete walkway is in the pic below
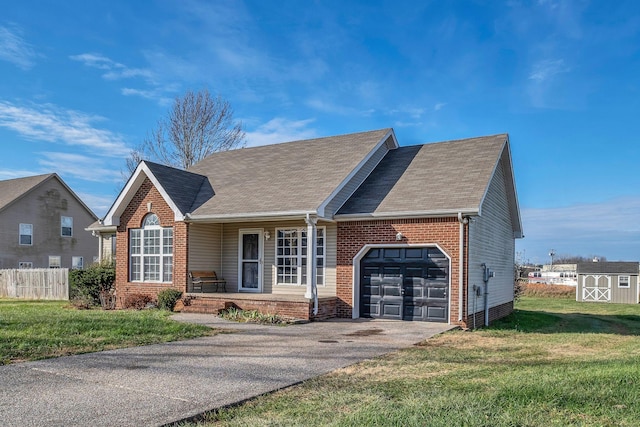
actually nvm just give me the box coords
[0,315,454,427]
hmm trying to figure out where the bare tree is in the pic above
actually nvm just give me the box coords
[126,89,245,172]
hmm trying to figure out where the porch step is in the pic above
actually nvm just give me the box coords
[179,294,338,321]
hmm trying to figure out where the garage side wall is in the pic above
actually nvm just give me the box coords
[468,160,515,325]
[336,217,463,324]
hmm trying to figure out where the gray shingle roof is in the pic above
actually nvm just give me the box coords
[186,128,391,217]
[337,134,508,216]
[0,174,55,212]
[144,161,212,214]
[577,262,639,275]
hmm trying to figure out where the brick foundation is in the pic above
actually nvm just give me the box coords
[180,295,338,321]
[467,300,514,329]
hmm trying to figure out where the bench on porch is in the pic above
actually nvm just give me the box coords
[189,271,227,293]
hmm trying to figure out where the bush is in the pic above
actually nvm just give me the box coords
[69,262,115,308]
[122,293,154,310]
[157,288,183,311]
[520,283,575,298]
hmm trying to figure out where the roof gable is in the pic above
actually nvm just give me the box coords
[103,161,209,226]
[337,134,508,213]
[185,128,393,219]
[0,173,97,220]
[0,174,54,212]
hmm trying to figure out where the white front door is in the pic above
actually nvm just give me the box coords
[238,229,262,292]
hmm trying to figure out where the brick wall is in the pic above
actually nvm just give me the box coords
[115,178,188,307]
[336,217,469,326]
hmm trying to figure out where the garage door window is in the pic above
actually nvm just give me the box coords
[276,227,325,285]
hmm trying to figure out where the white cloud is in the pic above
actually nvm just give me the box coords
[244,118,318,147]
[0,100,131,156]
[75,191,115,218]
[528,58,570,82]
[0,169,43,180]
[434,102,446,111]
[70,53,155,82]
[38,152,122,183]
[0,24,38,69]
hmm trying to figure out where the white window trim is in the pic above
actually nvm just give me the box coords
[61,216,73,237]
[19,223,33,246]
[129,214,173,283]
[619,275,630,288]
[72,256,84,270]
[275,226,325,286]
[49,256,61,269]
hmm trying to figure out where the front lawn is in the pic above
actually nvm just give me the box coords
[184,297,640,426]
[0,300,214,365]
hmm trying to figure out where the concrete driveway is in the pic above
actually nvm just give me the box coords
[0,315,454,427]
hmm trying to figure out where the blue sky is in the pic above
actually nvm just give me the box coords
[1,0,639,263]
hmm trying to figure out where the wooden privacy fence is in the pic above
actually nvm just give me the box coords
[0,268,69,300]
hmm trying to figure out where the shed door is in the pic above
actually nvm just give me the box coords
[360,247,449,322]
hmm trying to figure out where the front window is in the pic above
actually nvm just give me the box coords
[19,223,33,245]
[49,256,61,268]
[619,275,630,288]
[61,216,73,237]
[129,213,173,282]
[72,256,83,270]
[276,227,325,285]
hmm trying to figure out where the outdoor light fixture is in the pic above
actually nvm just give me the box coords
[396,232,403,241]
[264,231,271,240]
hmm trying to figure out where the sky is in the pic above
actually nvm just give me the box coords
[1,0,639,264]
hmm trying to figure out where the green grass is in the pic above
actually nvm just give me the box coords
[183,297,640,427]
[0,299,214,365]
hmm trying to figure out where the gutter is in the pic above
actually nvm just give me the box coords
[184,210,318,223]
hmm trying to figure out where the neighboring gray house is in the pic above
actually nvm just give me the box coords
[100,128,523,327]
[577,262,640,304]
[0,174,98,269]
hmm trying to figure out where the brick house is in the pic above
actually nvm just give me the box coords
[100,128,522,327]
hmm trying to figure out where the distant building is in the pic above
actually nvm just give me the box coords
[528,264,577,286]
[577,262,639,304]
[0,174,98,269]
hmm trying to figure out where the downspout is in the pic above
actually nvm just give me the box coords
[457,212,467,323]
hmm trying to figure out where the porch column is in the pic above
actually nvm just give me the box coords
[305,215,317,301]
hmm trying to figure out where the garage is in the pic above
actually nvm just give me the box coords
[360,246,449,322]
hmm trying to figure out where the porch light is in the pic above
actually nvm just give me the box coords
[264,231,271,240]
[396,232,403,241]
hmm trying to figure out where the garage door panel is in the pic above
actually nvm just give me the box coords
[363,302,380,316]
[362,284,380,296]
[381,302,402,319]
[426,285,447,300]
[404,304,424,319]
[426,305,447,321]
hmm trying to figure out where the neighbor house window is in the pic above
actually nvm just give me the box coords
[129,213,173,282]
[19,223,33,245]
[72,256,83,270]
[49,256,61,268]
[18,262,33,269]
[276,227,325,286]
[619,275,630,288]
[61,216,73,237]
